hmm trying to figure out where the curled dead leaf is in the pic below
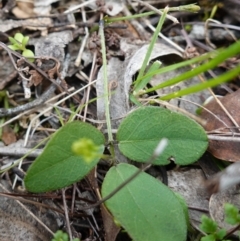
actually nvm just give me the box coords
[199,89,240,161]
[1,125,17,146]
[29,70,44,87]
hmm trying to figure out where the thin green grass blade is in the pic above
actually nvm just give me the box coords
[146,40,240,93]
[160,64,240,100]
[134,7,168,87]
[134,60,161,93]
[140,52,214,93]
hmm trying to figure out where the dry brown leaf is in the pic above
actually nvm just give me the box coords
[19,114,40,129]
[29,70,44,87]
[100,205,120,241]
[12,2,35,19]
[199,89,240,161]
[1,125,17,146]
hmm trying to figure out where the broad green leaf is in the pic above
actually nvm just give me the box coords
[24,121,105,193]
[102,163,187,241]
[117,106,208,165]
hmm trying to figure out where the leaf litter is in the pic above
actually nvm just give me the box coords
[0,0,240,240]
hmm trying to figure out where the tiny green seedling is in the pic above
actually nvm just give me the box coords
[52,230,80,241]
[8,33,35,62]
[200,215,227,241]
[200,203,240,241]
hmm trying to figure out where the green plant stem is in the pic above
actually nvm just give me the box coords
[104,4,200,23]
[134,6,169,88]
[160,64,240,100]
[99,20,113,142]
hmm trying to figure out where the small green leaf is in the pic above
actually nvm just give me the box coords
[24,121,105,193]
[200,215,217,234]
[102,163,187,241]
[8,36,18,45]
[8,44,20,51]
[22,49,35,62]
[14,33,24,43]
[22,36,29,47]
[117,106,208,165]
[215,229,226,239]
[224,203,240,225]
[201,234,216,241]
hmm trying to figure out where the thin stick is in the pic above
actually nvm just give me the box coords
[63,0,96,14]
[62,189,73,240]
[75,5,89,67]
[144,18,185,53]
[24,79,98,147]
[0,87,75,128]
[207,135,240,142]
